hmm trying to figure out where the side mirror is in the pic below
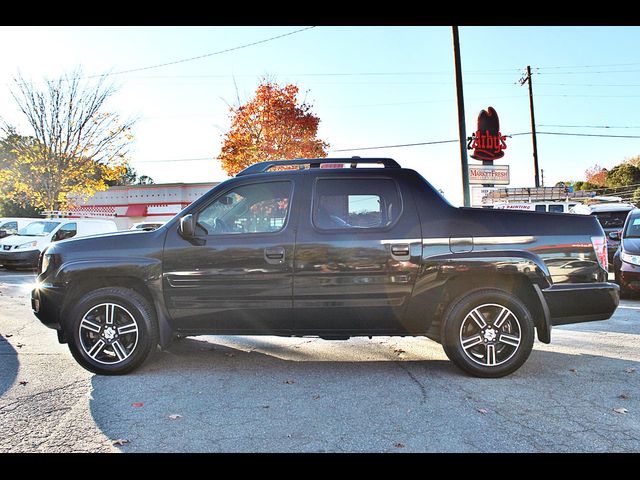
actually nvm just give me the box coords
[179,214,195,237]
[608,231,621,241]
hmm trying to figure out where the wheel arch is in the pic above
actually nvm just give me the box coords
[438,272,551,344]
[58,273,173,348]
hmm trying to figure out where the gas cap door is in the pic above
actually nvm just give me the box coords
[449,236,473,253]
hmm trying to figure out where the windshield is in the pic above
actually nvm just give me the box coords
[625,213,640,238]
[17,221,60,236]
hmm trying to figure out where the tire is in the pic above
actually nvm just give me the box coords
[615,272,631,299]
[66,287,159,375]
[440,288,535,378]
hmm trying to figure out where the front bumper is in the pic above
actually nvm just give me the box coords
[619,261,640,291]
[0,249,40,268]
[542,282,620,325]
[31,283,64,331]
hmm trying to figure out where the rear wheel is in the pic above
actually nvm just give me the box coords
[66,287,158,375]
[441,289,535,378]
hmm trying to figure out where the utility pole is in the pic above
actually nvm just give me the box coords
[520,65,540,187]
[452,26,471,207]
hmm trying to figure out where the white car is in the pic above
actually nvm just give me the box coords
[0,217,43,239]
[0,218,117,269]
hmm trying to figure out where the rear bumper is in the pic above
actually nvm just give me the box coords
[542,282,620,326]
[0,249,40,268]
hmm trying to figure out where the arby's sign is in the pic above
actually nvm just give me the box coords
[467,106,508,162]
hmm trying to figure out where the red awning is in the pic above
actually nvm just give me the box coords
[125,204,147,216]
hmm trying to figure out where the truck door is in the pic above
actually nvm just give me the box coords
[292,172,422,333]
[163,178,297,333]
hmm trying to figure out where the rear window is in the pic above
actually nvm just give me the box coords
[312,178,401,230]
[593,211,631,229]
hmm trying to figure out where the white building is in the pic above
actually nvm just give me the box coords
[69,182,220,230]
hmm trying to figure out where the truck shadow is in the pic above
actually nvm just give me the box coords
[0,334,19,397]
[88,336,640,453]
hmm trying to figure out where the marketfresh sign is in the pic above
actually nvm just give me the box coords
[469,165,510,185]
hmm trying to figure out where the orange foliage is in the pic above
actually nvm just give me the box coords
[585,164,608,187]
[218,81,329,176]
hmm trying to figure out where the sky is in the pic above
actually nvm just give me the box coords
[1,25,640,206]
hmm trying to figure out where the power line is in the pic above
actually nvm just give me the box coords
[538,124,640,129]
[331,139,458,152]
[537,131,640,139]
[535,62,640,70]
[85,26,317,79]
[537,69,640,75]
[130,130,638,162]
[134,158,215,163]
[330,132,531,153]
[536,82,640,87]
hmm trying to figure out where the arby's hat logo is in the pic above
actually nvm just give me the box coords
[467,106,507,162]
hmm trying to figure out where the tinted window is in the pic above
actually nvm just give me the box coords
[197,181,292,235]
[594,211,630,229]
[0,221,18,234]
[535,205,546,212]
[549,205,564,213]
[58,223,77,239]
[313,178,400,230]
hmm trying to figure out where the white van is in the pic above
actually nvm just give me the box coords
[492,202,577,213]
[0,217,43,239]
[0,218,117,269]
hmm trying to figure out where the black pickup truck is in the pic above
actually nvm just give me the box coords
[32,158,619,377]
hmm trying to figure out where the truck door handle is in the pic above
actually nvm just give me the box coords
[264,246,285,263]
[390,244,410,258]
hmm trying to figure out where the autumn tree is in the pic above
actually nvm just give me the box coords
[1,69,136,211]
[585,164,608,187]
[218,81,329,176]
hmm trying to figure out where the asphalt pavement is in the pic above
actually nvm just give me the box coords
[0,270,638,452]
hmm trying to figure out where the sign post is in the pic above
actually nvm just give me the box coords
[452,26,471,207]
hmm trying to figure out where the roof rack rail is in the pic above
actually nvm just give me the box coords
[236,157,401,176]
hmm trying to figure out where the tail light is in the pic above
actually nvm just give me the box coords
[591,236,608,271]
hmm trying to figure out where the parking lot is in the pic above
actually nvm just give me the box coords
[0,269,638,453]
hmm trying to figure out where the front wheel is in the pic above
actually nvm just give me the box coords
[441,289,535,378]
[66,287,158,375]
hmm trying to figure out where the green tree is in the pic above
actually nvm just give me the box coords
[632,187,640,206]
[106,163,154,186]
[606,163,640,188]
[625,155,640,168]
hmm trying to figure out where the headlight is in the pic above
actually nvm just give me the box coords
[15,241,37,250]
[40,253,51,274]
[621,251,640,267]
